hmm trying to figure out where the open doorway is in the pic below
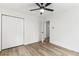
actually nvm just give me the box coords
[42,21,50,43]
[41,20,50,43]
[44,21,50,43]
[46,21,50,40]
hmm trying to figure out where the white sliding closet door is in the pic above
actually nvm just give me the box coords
[2,15,23,50]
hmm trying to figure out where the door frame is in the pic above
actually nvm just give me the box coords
[1,14,24,50]
[41,20,50,42]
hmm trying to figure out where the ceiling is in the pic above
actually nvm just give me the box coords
[0,3,36,14]
[0,3,79,15]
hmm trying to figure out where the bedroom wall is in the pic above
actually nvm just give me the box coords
[49,5,79,52]
[24,15,41,44]
[0,9,1,51]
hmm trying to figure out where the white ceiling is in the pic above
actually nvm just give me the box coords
[0,3,79,15]
[0,3,36,14]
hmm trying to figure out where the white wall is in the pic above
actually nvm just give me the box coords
[0,8,41,51]
[24,15,41,44]
[0,9,1,51]
[49,5,79,52]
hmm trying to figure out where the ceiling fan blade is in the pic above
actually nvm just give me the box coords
[44,8,54,11]
[45,3,51,7]
[35,3,41,7]
[30,8,40,11]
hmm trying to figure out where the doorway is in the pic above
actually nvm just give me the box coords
[46,21,50,40]
[41,20,50,43]
[44,21,50,43]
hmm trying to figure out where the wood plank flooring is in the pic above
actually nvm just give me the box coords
[0,42,79,56]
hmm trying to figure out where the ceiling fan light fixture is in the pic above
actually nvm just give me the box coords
[40,9,44,13]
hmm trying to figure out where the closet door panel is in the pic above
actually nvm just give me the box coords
[2,15,23,49]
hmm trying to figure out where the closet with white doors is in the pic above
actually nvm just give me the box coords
[1,14,24,50]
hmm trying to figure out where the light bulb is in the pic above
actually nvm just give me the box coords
[40,9,44,13]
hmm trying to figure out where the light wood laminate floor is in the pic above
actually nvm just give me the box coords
[0,42,79,56]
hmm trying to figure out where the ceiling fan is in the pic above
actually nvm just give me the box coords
[30,3,54,15]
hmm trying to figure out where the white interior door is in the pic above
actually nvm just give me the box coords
[2,15,23,50]
[41,20,46,42]
[41,20,44,42]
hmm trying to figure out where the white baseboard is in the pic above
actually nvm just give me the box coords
[24,40,40,45]
[50,40,79,53]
